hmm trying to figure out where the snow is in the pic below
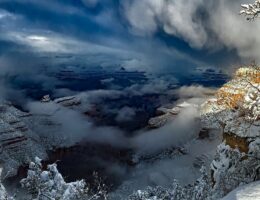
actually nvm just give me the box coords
[240,1,260,20]
[222,181,260,200]
[0,67,258,199]
[21,157,107,200]
[0,103,47,178]
[177,101,194,108]
[148,102,197,128]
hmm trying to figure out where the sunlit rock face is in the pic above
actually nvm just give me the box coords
[201,66,260,198]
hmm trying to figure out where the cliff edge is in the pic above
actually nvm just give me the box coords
[201,66,260,198]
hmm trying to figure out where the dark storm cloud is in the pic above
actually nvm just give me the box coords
[0,50,59,103]
[0,0,256,106]
[0,0,123,43]
[122,0,260,62]
[0,0,248,76]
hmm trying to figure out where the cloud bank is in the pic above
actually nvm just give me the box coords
[132,106,200,155]
[0,0,253,76]
[122,0,260,61]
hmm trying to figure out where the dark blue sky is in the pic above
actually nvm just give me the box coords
[0,0,256,74]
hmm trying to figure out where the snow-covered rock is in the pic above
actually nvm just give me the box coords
[54,96,81,107]
[41,95,51,103]
[128,67,260,200]
[222,181,260,200]
[202,67,260,198]
[0,102,47,178]
[0,167,13,200]
[21,157,107,200]
[148,102,197,128]
[0,96,85,179]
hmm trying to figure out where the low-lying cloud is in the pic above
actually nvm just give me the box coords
[115,106,136,123]
[132,106,200,155]
[26,101,128,147]
[176,85,216,99]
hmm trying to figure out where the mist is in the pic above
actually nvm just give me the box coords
[26,101,129,147]
[132,106,201,155]
[24,84,208,151]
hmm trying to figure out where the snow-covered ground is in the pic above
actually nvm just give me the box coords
[222,181,260,200]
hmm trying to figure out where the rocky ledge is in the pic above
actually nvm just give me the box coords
[131,66,260,199]
[0,102,47,178]
[148,102,197,129]
[200,66,260,198]
[0,94,87,178]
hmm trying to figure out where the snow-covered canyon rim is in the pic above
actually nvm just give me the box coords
[0,65,259,200]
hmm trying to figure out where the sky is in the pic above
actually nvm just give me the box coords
[0,0,259,75]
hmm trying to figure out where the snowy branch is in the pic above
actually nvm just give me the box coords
[21,157,107,200]
[240,1,260,20]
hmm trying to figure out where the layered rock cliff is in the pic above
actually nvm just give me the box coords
[0,102,47,178]
[201,66,260,198]
[0,96,85,179]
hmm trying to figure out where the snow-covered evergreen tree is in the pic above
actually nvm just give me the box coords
[21,157,107,200]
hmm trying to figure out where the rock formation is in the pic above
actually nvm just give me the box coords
[201,66,260,198]
[0,102,47,178]
[148,102,198,129]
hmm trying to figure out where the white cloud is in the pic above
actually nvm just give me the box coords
[176,85,216,99]
[123,0,164,36]
[123,0,260,61]
[162,0,207,48]
[122,0,206,48]
[132,106,200,154]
